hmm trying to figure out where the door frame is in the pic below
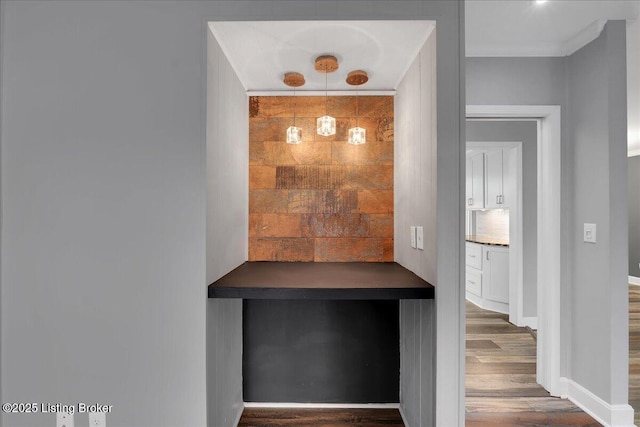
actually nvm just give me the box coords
[466,105,562,396]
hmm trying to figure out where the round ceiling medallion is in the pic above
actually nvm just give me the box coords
[283,72,305,87]
[314,55,339,73]
[346,70,369,86]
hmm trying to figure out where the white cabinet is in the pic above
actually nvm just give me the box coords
[466,149,509,209]
[465,242,509,314]
[484,246,509,304]
[466,153,485,209]
[485,149,507,208]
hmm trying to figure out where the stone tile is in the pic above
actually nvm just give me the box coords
[369,214,394,238]
[249,166,277,189]
[249,141,266,165]
[249,238,314,262]
[249,96,326,118]
[383,238,394,262]
[357,96,394,118]
[249,190,289,213]
[357,190,394,214]
[262,140,332,165]
[276,165,345,189]
[314,238,386,262]
[343,165,394,190]
[249,214,304,237]
[303,214,370,237]
[331,140,394,165]
[288,190,358,214]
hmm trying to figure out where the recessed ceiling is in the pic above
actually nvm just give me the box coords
[466,0,640,57]
[208,21,435,92]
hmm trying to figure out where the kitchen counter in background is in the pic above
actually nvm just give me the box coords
[466,235,509,247]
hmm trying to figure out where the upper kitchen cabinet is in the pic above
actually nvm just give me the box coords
[485,149,508,209]
[466,152,485,209]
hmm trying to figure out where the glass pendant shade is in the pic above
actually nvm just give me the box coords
[286,126,302,144]
[317,115,336,136]
[348,126,366,145]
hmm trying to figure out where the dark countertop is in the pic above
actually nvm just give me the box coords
[208,261,434,300]
[465,235,510,247]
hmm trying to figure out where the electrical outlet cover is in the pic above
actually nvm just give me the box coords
[57,412,74,427]
[416,226,424,250]
[410,226,417,248]
[89,412,106,427]
[583,223,596,243]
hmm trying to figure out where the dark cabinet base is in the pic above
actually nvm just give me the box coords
[243,299,400,403]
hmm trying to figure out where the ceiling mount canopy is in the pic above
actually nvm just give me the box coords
[283,72,305,87]
[314,55,339,74]
[346,70,369,86]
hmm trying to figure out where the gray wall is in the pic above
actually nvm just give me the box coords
[0,2,208,426]
[466,20,629,407]
[568,21,628,404]
[630,155,640,277]
[466,121,538,317]
[395,31,437,426]
[205,29,246,427]
[1,1,464,426]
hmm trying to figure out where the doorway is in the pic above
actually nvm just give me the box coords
[466,105,562,397]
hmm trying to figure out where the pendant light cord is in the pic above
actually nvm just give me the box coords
[356,90,359,127]
[325,71,328,114]
[293,87,296,126]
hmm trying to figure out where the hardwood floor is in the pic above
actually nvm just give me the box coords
[465,301,600,426]
[629,285,640,426]
[238,408,404,426]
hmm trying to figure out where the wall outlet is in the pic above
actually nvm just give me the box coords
[89,412,106,427]
[410,226,416,248]
[416,226,424,250]
[57,412,74,427]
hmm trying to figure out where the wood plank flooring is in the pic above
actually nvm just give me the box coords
[238,408,404,426]
[629,285,640,426]
[465,301,601,426]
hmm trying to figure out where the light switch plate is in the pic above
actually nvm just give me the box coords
[583,223,596,243]
[416,226,424,250]
[410,226,416,248]
[89,412,106,427]
[57,412,74,427]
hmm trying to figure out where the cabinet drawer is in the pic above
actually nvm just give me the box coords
[466,243,483,269]
[466,268,482,297]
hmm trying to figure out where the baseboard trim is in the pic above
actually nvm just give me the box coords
[243,402,401,409]
[520,316,538,330]
[398,405,410,427]
[233,405,244,427]
[559,377,635,426]
[629,276,640,286]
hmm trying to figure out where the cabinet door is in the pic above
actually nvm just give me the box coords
[467,153,485,209]
[485,149,504,209]
[485,246,509,304]
[466,268,482,297]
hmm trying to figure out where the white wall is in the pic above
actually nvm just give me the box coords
[205,29,247,426]
[1,2,464,426]
[396,31,437,426]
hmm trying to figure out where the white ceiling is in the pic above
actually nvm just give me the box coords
[466,0,640,57]
[208,21,434,92]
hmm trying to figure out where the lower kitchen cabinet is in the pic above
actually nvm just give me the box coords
[465,242,509,314]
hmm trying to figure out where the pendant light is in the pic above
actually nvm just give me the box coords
[315,55,338,137]
[284,72,305,144]
[346,70,368,145]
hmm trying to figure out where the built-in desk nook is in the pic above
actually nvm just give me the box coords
[206,18,441,426]
[209,262,433,404]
